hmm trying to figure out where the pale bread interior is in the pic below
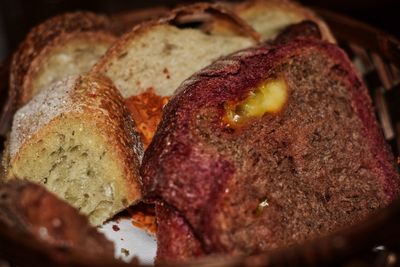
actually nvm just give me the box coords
[31,38,111,99]
[239,8,304,39]
[100,24,254,97]
[211,1,332,42]
[7,117,132,226]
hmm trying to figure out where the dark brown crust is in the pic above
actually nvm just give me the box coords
[0,180,114,256]
[273,20,322,44]
[2,12,116,136]
[91,2,261,75]
[155,202,204,264]
[142,37,400,258]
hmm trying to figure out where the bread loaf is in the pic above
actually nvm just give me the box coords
[1,12,116,135]
[142,27,399,261]
[3,74,143,226]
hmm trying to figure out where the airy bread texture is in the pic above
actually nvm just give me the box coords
[3,74,143,226]
[212,0,334,42]
[92,4,258,98]
[0,12,116,135]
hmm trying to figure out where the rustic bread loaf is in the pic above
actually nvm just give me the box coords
[212,0,335,42]
[0,12,116,135]
[0,179,114,256]
[91,3,260,147]
[3,74,143,226]
[142,29,399,261]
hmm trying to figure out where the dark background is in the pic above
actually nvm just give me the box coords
[0,0,398,61]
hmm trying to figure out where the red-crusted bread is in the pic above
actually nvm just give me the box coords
[141,27,400,261]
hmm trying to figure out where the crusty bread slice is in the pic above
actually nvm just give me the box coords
[3,74,143,226]
[212,0,335,42]
[93,3,259,98]
[91,3,259,146]
[142,27,399,260]
[0,12,116,136]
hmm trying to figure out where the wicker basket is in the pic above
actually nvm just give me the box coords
[0,6,399,267]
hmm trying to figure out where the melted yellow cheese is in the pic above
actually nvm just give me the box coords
[225,78,288,127]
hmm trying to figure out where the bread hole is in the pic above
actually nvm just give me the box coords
[86,169,94,177]
[311,131,321,143]
[57,134,66,143]
[118,52,128,59]
[81,152,88,158]
[50,147,64,157]
[69,145,81,152]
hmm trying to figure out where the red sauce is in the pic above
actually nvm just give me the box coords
[112,225,120,232]
[125,88,169,148]
[127,203,157,235]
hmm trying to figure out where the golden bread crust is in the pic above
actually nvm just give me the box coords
[6,74,143,224]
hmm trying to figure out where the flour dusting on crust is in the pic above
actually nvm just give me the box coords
[10,76,79,158]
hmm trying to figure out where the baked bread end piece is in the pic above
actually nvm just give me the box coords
[0,12,117,136]
[4,74,143,225]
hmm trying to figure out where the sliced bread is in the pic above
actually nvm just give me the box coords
[3,74,143,226]
[91,3,260,147]
[1,12,117,135]
[142,28,399,260]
